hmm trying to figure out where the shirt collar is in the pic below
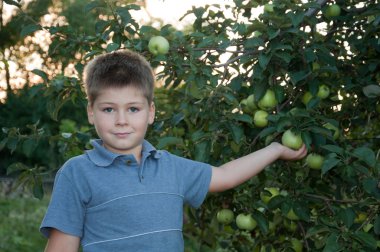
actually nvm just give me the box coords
[86,139,161,167]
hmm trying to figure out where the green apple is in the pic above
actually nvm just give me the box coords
[324,4,341,18]
[283,219,297,232]
[216,208,234,224]
[317,85,330,99]
[246,94,257,111]
[312,62,320,71]
[240,99,250,113]
[260,187,280,204]
[354,212,367,223]
[291,238,303,252]
[281,129,303,150]
[306,153,324,170]
[148,36,170,55]
[258,89,278,110]
[253,110,269,128]
[236,213,257,231]
[302,92,313,105]
[286,208,300,221]
[323,123,339,140]
[264,4,274,13]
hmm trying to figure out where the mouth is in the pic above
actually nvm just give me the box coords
[114,132,132,137]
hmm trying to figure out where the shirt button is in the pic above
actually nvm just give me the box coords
[126,160,132,166]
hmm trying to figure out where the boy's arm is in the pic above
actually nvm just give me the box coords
[209,142,307,192]
[44,228,80,252]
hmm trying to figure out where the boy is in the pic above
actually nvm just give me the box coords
[40,50,307,252]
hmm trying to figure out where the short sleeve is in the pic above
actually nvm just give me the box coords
[175,156,212,208]
[40,167,86,238]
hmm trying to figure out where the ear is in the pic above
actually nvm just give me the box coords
[87,104,94,125]
[148,102,155,125]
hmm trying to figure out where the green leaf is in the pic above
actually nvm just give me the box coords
[22,138,37,157]
[156,137,183,149]
[321,157,341,175]
[352,146,376,167]
[374,214,380,235]
[84,0,104,13]
[195,140,209,162]
[106,43,120,52]
[321,144,344,155]
[362,178,380,198]
[287,12,304,27]
[230,114,252,124]
[267,28,280,40]
[116,7,132,24]
[258,126,277,139]
[289,70,311,85]
[0,138,7,151]
[258,52,272,69]
[305,225,329,238]
[244,37,264,48]
[336,207,355,228]
[229,123,244,144]
[252,210,269,234]
[304,48,317,63]
[353,231,377,250]
[323,232,341,252]
[20,24,42,38]
[32,176,44,200]
[267,195,285,210]
[171,113,185,125]
[6,136,18,153]
[274,52,292,63]
[95,20,111,34]
[293,202,310,221]
[7,162,29,175]
[31,69,48,83]
[362,84,380,98]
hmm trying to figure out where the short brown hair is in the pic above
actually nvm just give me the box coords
[83,50,155,105]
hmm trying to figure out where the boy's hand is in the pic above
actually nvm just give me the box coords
[209,142,308,192]
[271,142,308,161]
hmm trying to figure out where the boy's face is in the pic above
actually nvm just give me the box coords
[87,85,155,157]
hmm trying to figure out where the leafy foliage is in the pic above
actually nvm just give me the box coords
[1,0,379,251]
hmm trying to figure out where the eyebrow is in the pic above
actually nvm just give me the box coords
[97,101,145,105]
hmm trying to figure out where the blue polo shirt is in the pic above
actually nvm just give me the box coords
[40,139,212,251]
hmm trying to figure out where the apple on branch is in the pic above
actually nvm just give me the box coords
[258,89,278,111]
[260,187,280,204]
[317,85,330,99]
[281,129,303,150]
[324,4,341,18]
[148,36,170,55]
[253,110,269,128]
[216,208,234,224]
[306,153,324,170]
[236,213,257,231]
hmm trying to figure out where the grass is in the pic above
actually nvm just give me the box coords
[0,192,50,252]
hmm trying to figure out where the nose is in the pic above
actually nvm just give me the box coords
[115,111,129,125]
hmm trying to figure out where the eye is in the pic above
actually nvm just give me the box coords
[129,107,139,113]
[103,107,114,113]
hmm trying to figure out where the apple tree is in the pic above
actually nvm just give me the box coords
[1,0,379,251]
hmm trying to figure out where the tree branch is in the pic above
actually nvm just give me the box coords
[305,0,329,17]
